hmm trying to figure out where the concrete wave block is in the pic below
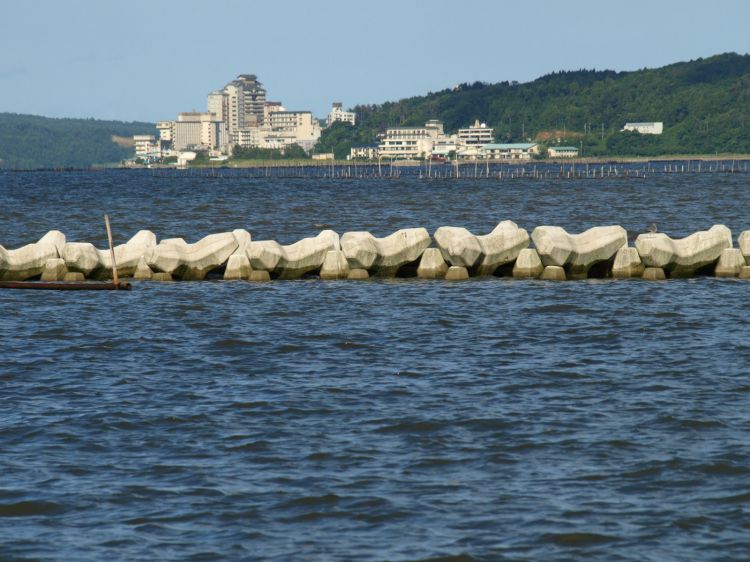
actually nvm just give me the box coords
[247,230,339,279]
[95,230,157,278]
[0,231,65,280]
[40,258,69,281]
[64,272,85,282]
[133,256,153,280]
[445,266,469,280]
[276,230,340,279]
[738,231,750,265]
[248,270,271,282]
[39,231,67,256]
[145,238,187,275]
[475,221,530,275]
[232,229,252,252]
[341,228,430,276]
[612,247,645,279]
[417,248,449,279]
[224,254,252,280]
[714,248,745,278]
[739,266,750,280]
[152,272,173,282]
[246,240,284,271]
[348,269,369,280]
[434,221,529,275]
[434,227,482,268]
[635,225,732,278]
[63,242,101,277]
[512,248,544,278]
[532,225,627,279]
[320,250,350,280]
[642,267,666,280]
[540,265,566,280]
[146,232,238,280]
[339,232,379,270]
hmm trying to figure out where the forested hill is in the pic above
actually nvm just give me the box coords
[319,52,750,158]
[0,114,155,169]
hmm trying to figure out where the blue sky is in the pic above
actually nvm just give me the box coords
[1,0,748,122]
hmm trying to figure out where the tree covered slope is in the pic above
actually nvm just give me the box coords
[0,113,155,169]
[318,53,750,158]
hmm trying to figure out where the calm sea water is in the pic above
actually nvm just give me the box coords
[1,170,750,561]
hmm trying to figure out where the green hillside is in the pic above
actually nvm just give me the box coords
[318,52,750,158]
[0,113,155,169]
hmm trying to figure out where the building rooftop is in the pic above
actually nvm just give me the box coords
[483,143,538,149]
[551,146,579,151]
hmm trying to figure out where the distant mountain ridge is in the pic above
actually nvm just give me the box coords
[319,52,750,158]
[0,113,155,169]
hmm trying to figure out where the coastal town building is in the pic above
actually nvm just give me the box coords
[327,102,356,127]
[431,139,458,159]
[457,121,494,147]
[171,112,227,151]
[267,110,321,151]
[142,72,328,158]
[378,120,449,159]
[622,122,663,135]
[155,121,173,143]
[172,119,201,151]
[348,145,379,160]
[480,143,540,160]
[548,146,579,158]
[263,101,285,125]
[207,90,228,123]
[133,135,160,159]
[233,111,320,152]
[223,74,267,136]
[456,145,484,160]
[235,127,265,149]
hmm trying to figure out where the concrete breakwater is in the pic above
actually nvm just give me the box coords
[2,223,750,282]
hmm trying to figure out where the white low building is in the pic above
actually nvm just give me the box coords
[548,146,579,158]
[378,120,448,159]
[234,110,320,153]
[622,122,663,135]
[458,120,493,147]
[480,143,540,160]
[431,139,458,158]
[133,135,160,160]
[348,145,379,160]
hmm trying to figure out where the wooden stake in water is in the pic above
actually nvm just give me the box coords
[104,214,119,289]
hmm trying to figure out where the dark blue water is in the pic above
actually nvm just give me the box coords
[1,171,750,561]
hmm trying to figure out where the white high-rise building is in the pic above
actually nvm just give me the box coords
[207,90,227,123]
[220,74,267,142]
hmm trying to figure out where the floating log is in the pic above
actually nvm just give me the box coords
[0,281,131,291]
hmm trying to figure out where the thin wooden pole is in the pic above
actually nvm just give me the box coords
[104,214,119,288]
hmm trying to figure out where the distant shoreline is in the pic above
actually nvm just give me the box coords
[182,154,750,169]
[2,154,749,172]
